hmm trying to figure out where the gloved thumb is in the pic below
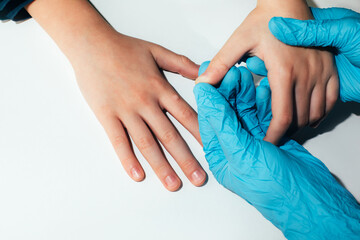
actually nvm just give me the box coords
[269,17,360,67]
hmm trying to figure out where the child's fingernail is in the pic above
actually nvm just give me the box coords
[165,175,178,189]
[131,167,142,181]
[191,170,205,185]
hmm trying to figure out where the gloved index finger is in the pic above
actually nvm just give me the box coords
[194,82,256,165]
[235,67,264,139]
[198,61,210,76]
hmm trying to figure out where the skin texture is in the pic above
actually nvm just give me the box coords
[196,0,339,145]
[26,0,207,191]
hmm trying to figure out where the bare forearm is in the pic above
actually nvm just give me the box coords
[256,0,311,19]
[25,0,118,65]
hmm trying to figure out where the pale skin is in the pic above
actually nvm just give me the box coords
[24,0,338,191]
[26,0,207,192]
[197,0,339,145]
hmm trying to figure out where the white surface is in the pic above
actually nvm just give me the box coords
[0,0,359,240]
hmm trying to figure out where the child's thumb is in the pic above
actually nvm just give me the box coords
[196,38,253,85]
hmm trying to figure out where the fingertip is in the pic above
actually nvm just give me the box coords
[238,66,253,79]
[151,45,199,80]
[309,120,322,129]
[130,166,146,182]
[256,84,271,102]
[264,116,292,145]
[246,57,268,76]
[268,17,282,32]
[195,74,221,86]
[259,77,270,87]
[225,66,241,83]
[198,61,211,76]
[180,57,201,80]
[188,63,201,80]
[268,16,288,30]
[164,175,182,192]
[190,169,207,187]
[263,133,278,145]
[268,17,292,44]
[196,57,232,86]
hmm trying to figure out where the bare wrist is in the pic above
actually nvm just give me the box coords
[256,0,311,19]
[26,0,119,63]
[257,0,307,7]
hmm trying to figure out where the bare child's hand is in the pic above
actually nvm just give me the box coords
[26,0,206,191]
[197,0,339,144]
[76,35,206,191]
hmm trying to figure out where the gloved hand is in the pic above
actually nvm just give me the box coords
[194,61,360,240]
[247,7,360,103]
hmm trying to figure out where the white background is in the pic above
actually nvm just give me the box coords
[0,0,359,239]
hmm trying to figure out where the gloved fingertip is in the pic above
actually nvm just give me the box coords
[246,57,268,76]
[221,66,240,87]
[227,66,241,79]
[259,77,270,87]
[238,66,253,80]
[269,17,305,46]
[268,16,282,28]
[198,61,211,77]
[268,17,294,42]
[217,66,241,99]
[269,16,287,27]
[256,84,271,102]
[268,17,284,34]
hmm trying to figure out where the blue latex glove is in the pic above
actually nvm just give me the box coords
[194,62,360,240]
[247,7,360,103]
